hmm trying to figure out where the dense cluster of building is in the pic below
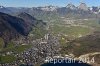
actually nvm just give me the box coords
[0,33,60,66]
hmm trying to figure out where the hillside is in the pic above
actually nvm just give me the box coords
[61,32,100,56]
[0,12,46,48]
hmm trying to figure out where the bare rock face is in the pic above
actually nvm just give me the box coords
[39,5,58,11]
[66,3,76,10]
[78,3,89,11]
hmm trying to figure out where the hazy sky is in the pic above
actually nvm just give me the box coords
[0,0,99,7]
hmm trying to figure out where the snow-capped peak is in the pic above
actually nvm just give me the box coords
[0,6,4,8]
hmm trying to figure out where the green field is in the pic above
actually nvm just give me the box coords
[0,41,32,53]
[51,25,92,38]
[0,42,32,63]
[84,19,100,31]
[13,45,32,53]
[0,55,16,63]
[0,38,4,50]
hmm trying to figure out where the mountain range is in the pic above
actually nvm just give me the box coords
[0,3,100,14]
[0,3,99,20]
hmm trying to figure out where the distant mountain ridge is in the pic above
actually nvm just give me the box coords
[0,6,12,14]
[0,3,100,14]
[0,3,100,20]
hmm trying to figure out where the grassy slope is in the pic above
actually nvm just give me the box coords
[0,55,16,63]
[61,33,100,56]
